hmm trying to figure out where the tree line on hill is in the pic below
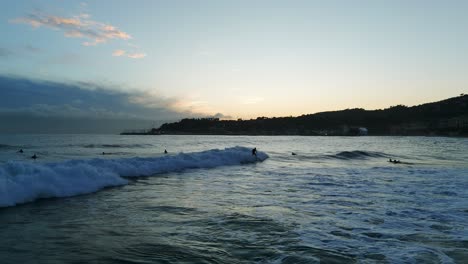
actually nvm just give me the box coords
[122,94,468,136]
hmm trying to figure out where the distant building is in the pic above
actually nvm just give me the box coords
[343,126,368,136]
[358,127,368,136]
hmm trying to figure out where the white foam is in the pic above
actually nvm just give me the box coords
[0,147,267,207]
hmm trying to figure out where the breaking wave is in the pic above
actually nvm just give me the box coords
[0,147,267,207]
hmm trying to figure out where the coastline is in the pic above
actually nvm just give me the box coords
[120,132,468,137]
[121,94,468,137]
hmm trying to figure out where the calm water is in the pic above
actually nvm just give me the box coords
[0,135,467,263]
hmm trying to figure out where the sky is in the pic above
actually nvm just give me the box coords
[1,0,467,132]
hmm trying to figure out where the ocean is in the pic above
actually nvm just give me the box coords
[0,135,467,263]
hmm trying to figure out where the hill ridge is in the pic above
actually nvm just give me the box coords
[124,94,468,136]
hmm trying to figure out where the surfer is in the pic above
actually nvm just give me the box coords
[18,149,24,153]
[292,152,297,155]
[31,154,37,159]
[164,149,168,154]
[252,147,257,156]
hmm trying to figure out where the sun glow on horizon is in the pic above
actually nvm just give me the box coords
[1,1,467,122]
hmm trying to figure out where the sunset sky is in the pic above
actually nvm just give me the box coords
[1,0,467,132]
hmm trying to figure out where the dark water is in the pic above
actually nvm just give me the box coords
[0,135,467,263]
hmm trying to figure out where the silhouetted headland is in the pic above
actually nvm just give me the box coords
[122,94,468,136]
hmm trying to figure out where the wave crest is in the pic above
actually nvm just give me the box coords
[0,146,267,207]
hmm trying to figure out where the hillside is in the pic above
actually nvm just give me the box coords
[125,94,468,136]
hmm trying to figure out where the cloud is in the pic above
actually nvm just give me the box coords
[0,75,197,133]
[11,10,146,56]
[112,50,146,59]
[212,113,232,119]
[127,52,146,59]
[112,49,126,57]
[12,12,131,46]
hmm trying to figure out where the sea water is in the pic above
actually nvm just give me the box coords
[0,135,467,263]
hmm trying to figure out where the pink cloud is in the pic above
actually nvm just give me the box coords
[127,53,146,59]
[12,12,132,46]
[112,50,147,59]
[112,49,126,57]
[12,10,147,57]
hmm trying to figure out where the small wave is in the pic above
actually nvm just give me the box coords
[277,150,390,162]
[0,144,19,150]
[327,150,388,160]
[0,146,268,207]
[82,143,154,148]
